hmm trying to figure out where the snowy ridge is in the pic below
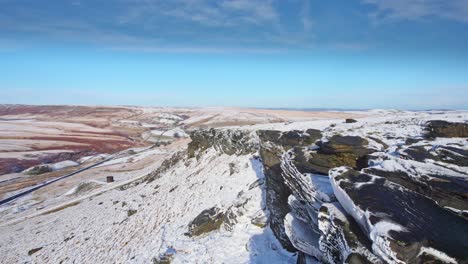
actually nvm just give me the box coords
[0,109,466,263]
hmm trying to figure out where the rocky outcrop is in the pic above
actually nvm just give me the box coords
[257,129,322,252]
[292,136,375,175]
[345,119,357,123]
[185,207,225,237]
[402,145,468,167]
[144,151,185,183]
[24,165,52,175]
[23,160,79,175]
[258,137,294,251]
[280,150,383,263]
[262,125,466,263]
[188,129,257,158]
[318,202,381,264]
[257,130,391,262]
[365,166,468,212]
[319,136,373,157]
[436,146,468,167]
[184,122,467,263]
[258,129,322,149]
[425,120,468,138]
[330,167,468,263]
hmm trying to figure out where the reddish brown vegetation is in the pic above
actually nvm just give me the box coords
[0,105,149,176]
[0,158,40,175]
[28,136,136,152]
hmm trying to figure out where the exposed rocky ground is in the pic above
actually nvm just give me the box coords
[0,109,466,263]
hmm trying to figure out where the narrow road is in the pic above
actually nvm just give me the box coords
[0,156,116,206]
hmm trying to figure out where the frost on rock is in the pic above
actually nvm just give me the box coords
[257,128,323,252]
[185,207,225,237]
[284,212,322,259]
[329,167,468,263]
[188,128,258,158]
[425,120,468,138]
[318,202,381,264]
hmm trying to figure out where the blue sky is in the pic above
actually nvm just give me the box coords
[1,0,467,109]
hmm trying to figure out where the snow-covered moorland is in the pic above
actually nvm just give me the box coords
[0,109,466,263]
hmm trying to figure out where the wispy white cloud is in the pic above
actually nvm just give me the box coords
[300,0,313,31]
[363,0,468,23]
[0,0,385,53]
[0,0,320,53]
[120,0,279,27]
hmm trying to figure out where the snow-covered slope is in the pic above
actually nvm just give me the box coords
[0,145,294,263]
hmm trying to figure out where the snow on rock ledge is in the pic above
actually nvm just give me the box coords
[329,167,468,263]
[188,128,258,158]
[284,212,322,259]
[318,202,381,264]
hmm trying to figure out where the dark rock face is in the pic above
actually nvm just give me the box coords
[188,129,257,158]
[127,209,137,217]
[318,203,380,264]
[376,144,468,212]
[257,130,386,261]
[265,123,466,263]
[185,207,225,237]
[319,136,373,157]
[257,129,322,252]
[365,168,468,212]
[258,129,322,149]
[262,158,295,251]
[258,137,294,251]
[258,130,384,263]
[425,120,468,138]
[402,145,468,167]
[293,148,362,176]
[27,247,43,256]
[330,168,468,263]
[296,252,316,264]
[292,136,375,176]
[345,119,358,123]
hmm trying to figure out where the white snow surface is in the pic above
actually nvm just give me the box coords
[0,148,294,263]
[0,109,466,263]
[78,153,110,163]
[150,127,188,138]
[50,160,80,171]
[417,247,457,264]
